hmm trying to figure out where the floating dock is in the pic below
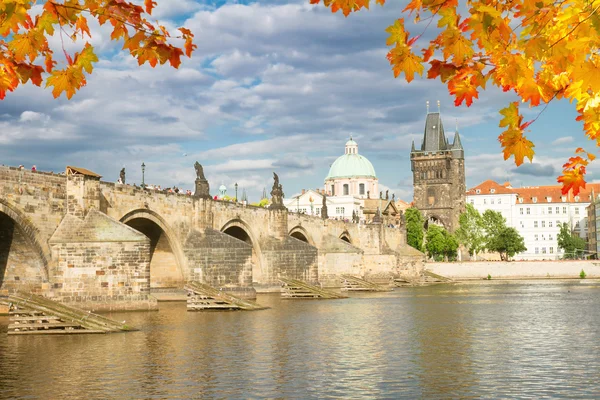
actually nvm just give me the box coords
[185,282,268,311]
[6,292,137,335]
[279,278,347,299]
[340,274,393,292]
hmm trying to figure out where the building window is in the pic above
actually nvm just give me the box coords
[484,199,487,204]
[359,183,365,195]
[343,184,349,196]
[519,198,523,203]
[535,247,539,254]
[576,221,580,228]
[316,208,320,215]
[575,196,580,202]
[534,221,538,228]
[549,221,553,228]
[549,234,553,240]
[498,198,501,204]
[575,207,580,215]
[542,247,547,254]
[527,208,530,215]
[520,208,523,215]
[550,247,554,254]
[547,197,552,202]
[491,199,495,204]
[563,206,567,214]
[331,185,335,196]
[562,196,566,202]
[535,234,538,241]
[470,199,474,205]
[556,207,560,214]
[533,197,537,203]
[542,221,546,228]
[491,188,496,193]
[476,189,481,194]
[548,207,552,214]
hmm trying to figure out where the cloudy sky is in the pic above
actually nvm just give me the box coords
[0,0,595,201]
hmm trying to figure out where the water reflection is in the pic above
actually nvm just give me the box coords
[1,282,600,398]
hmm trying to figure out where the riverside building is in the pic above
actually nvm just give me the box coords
[285,137,388,221]
[466,180,600,260]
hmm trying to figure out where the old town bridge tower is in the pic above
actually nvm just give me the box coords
[410,106,466,232]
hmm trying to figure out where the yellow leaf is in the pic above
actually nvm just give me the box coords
[387,45,424,81]
[75,43,98,74]
[385,19,406,46]
[45,67,85,99]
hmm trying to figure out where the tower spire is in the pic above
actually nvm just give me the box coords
[437,100,441,113]
[426,100,429,114]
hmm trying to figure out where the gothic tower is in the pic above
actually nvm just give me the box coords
[410,107,465,232]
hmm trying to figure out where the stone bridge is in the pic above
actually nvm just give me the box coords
[0,165,423,311]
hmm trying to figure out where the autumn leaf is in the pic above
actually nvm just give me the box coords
[144,0,157,14]
[558,167,586,195]
[45,67,85,99]
[499,127,535,166]
[387,45,424,81]
[448,75,478,106]
[75,15,91,39]
[385,19,406,46]
[74,43,98,74]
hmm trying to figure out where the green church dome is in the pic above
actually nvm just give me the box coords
[326,154,377,180]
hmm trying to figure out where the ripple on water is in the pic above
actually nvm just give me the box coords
[1,283,600,399]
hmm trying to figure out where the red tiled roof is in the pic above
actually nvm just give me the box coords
[466,180,515,195]
[467,179,600,204]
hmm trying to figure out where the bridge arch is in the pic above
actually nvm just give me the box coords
[120,209,186,289]
[289,225,314,246]
[221,219,263,282]
[0,199,49,289]
[424,215,445,230]
[339,230,352,244]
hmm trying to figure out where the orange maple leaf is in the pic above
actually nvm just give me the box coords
[558,167,586,196]
[75,15,91,38]
[145,0,157,14]
[45,67,85,99]
[448,75,478,106]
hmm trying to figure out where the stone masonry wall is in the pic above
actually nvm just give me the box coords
[49,241,156,311]
[260,236,318,286]
[184,228,254,297]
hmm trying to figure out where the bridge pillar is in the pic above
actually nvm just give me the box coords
[66,173,100,217]
[268,208,288,240]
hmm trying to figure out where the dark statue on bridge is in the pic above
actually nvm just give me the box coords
[193,161,211,199]
[119,168,125,184]
[269,172,286,210]
[321,193,328,220]
[385,190,389,200]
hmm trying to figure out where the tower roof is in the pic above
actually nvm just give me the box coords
[421,112,448,152]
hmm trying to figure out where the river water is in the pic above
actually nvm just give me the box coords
[1,281,600,399]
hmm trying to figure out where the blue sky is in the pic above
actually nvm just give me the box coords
[0,0,595,202]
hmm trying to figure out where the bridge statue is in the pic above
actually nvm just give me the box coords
[321,193,328,219]
[269,172,286,210]
[119,168,125,184]
[385,190,389,200]
[193,161,211,199]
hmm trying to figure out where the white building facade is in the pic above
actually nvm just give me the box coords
[467,180,600,260]
[284,189,362,221]
[284,137,380,221]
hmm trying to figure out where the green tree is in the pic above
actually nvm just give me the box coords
[456,204,485,260]
[443,230,459,261]
[487,227,527,261]
[250,198,270,207]
[425,224,459,261]
[405,207,424,252]
[482,209,506,239]
[557,222,587,259]
[425,225,446,261]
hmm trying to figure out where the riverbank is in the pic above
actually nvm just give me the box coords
[427,260,600,280]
